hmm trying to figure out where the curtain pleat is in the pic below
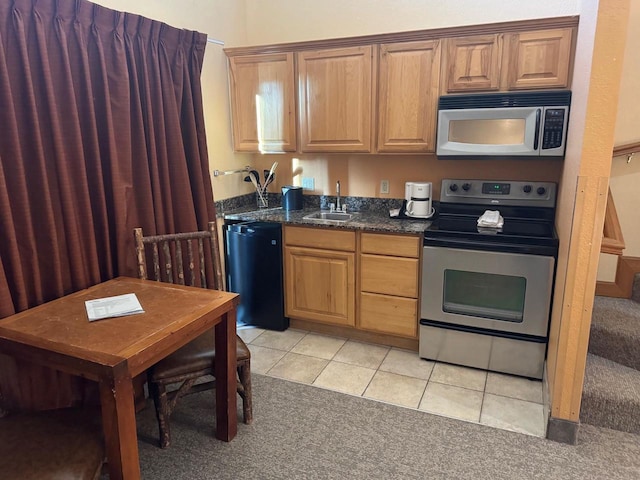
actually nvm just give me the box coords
[0,0,215,411]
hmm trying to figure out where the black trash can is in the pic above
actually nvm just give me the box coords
[225,221,288,331]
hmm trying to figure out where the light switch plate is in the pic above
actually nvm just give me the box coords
[302,177,315,190]
[380,180,390,194]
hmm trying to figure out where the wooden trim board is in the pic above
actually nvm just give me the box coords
[224,16,578,56]
[601,188,625,256]
[289,318,418,351]
[595,256,640,298]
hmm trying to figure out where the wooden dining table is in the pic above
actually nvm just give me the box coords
[0,276,240,480]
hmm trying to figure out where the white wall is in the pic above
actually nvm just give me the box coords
[243,0,578,45]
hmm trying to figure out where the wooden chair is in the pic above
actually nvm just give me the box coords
[134,222,252,449]
[0,408,105,480]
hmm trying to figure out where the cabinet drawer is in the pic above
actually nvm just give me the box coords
[360,254,419,297]
[359,292,417,338]
[360,232,420,258]
[285,226,355,251]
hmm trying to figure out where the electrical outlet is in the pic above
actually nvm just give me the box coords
[380,180,390,194]
[301,177,315,190]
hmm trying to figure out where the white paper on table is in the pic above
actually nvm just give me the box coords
[85,293,145,322]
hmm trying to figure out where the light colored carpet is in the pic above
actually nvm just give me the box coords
[581,353,640,434]
[589,296,640,370]
[135,374,640,480]
[581,295,640,434]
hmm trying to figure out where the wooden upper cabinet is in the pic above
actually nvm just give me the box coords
[377,40,441,153]
[228,53,296,152]
[298,46,373,153]
[503,28,573,90]
[225,19,577,154]
[442,35,502,93]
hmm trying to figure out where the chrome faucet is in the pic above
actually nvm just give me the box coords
[336,180,341,212]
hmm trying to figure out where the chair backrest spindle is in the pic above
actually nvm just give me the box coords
[186,239,196,286]
[133,222,222,290]
[208,222,223,289]
[134,228,147,280]
[175,240,185,285]
[152,243,160,281]
[161,241,173,283]
[198,238,207,288]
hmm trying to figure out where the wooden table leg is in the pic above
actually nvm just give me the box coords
[214,309,238,441]
[99,371,141,480]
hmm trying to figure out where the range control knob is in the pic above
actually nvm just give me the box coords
[449,183,458,192]
[523,185,532,193]
[537,186,547,196]
[462,183,471,191]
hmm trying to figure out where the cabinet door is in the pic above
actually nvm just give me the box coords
[284,246,355,326]
[442,35,501,93]
[377,40,440,153]
[228,53,296,152]
[298,46,373,152]
[503,28,573,90]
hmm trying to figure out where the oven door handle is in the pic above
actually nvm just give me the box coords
[534,108,542,150]
[419,318,547,342]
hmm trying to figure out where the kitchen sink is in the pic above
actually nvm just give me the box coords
[303,211,354,222]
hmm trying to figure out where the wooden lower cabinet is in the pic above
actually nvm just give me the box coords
[284,246,355,326]
[359,292,417,337]
[283,227,420,339]
[358,232,421,339]
[284,226,356,326]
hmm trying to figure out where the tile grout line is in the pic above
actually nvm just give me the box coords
[245,327,545,435]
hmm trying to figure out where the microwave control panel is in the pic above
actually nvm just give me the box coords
[542,108,567,150]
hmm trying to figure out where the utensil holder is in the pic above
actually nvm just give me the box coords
[256,191,268,208]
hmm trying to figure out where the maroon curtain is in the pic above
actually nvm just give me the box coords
[0,0,216,411]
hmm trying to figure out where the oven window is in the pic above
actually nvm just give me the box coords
[443,270,526,322]
[448,119,525,145]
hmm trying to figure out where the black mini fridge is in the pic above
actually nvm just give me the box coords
[225,221,288,331]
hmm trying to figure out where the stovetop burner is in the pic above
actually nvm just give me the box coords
[424,179,559,255]
[430,214,555,239]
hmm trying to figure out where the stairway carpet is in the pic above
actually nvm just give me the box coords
[581,353,640,435]
[589,296,640,371]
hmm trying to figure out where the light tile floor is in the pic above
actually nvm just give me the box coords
[240,326,547,438]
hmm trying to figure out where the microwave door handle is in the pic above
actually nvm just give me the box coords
[534,108,542,150]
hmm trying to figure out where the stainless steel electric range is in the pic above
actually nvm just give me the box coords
[419,179,559,379]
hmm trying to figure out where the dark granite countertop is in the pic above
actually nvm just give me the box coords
[223,206,432,235]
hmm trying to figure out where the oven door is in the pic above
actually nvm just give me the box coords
[421,245,554,337]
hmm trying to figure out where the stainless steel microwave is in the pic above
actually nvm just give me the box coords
[436,90,571,159]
